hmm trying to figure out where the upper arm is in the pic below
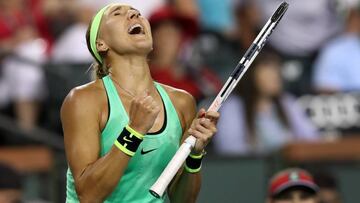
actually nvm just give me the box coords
[173,90,197,142]
[61,87,102,182]
[166,88,197,195]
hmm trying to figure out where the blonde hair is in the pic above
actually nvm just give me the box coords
[91,63,110,79]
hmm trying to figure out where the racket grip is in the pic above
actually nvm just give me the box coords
[150,135,197,198]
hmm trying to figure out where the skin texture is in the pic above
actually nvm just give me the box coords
[61,4,219,203]
[268,190,318,203]
[0,190,22,203]
[318,189,342,203]
[255,63,282,98]
[151,21,182,67]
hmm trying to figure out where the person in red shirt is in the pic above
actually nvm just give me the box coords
[0,0,50,130]
[148,6,221,101]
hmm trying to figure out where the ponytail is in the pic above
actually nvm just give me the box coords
[92,62,110,79]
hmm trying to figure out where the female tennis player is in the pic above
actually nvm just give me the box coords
[61,3,219,202]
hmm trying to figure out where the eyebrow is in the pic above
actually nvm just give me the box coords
[110,6,140,15]
[110,6,122,15]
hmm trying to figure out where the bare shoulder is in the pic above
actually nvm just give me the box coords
[159,84,196,112]
[158,84,197,129]
[61,79,106,117]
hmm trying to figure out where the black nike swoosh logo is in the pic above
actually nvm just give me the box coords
[141,148,157,155]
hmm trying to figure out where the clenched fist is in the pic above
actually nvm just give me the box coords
[128,91,161,135]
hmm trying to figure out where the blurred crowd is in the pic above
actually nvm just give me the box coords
[1,0,358,151]
[0,0,360,202]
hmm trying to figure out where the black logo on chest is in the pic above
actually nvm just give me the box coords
[140,148,157,155]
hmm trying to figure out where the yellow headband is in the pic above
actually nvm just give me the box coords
[89,5,110,64]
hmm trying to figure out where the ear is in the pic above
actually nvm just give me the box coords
[96,39,109,53]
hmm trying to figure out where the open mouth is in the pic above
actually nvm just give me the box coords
[128,23,145,35]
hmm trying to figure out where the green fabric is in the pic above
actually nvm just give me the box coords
[66,75,183,202]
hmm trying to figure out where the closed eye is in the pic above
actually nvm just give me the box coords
[129,8,142,16]
[110,6,123,16]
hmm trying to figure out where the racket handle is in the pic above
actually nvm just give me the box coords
[150,135,196,198]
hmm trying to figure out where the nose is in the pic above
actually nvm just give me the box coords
[127,9,140,20]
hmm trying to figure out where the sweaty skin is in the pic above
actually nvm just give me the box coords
[61,4,219,203]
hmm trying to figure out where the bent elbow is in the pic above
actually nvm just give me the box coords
[75,182,104,203]
[76,190,103,203]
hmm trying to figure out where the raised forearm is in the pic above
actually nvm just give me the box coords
[76,147,130,202]
[169,171,201,203]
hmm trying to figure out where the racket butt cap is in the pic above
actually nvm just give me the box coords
[149,190,161,198]
[271,2,289,22]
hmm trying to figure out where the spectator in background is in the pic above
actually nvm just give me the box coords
[214,51,319,155]
[0,0,48,130]
[258,0,340,57]
[82,0,166,18]
[0,0,55,52]
[149,6,221,101]
[258,0,341,95]
[81,0,199,19]
[232,0,262,49]
[191,0,262,82]
[197,0,235,35]
[267,168,319,203]
[0,163,22,203]
[314,171,343,203]
[170,0,199,19]
[41,0,81,42]
[51,0,95,63]
[313,0,360,93]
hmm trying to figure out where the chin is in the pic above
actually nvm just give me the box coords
[135,42,153,54]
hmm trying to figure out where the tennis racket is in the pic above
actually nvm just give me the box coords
[150,1,289,198]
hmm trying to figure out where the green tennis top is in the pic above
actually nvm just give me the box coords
[66,75,183,202]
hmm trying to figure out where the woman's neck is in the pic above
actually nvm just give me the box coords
[107,54,155,96]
